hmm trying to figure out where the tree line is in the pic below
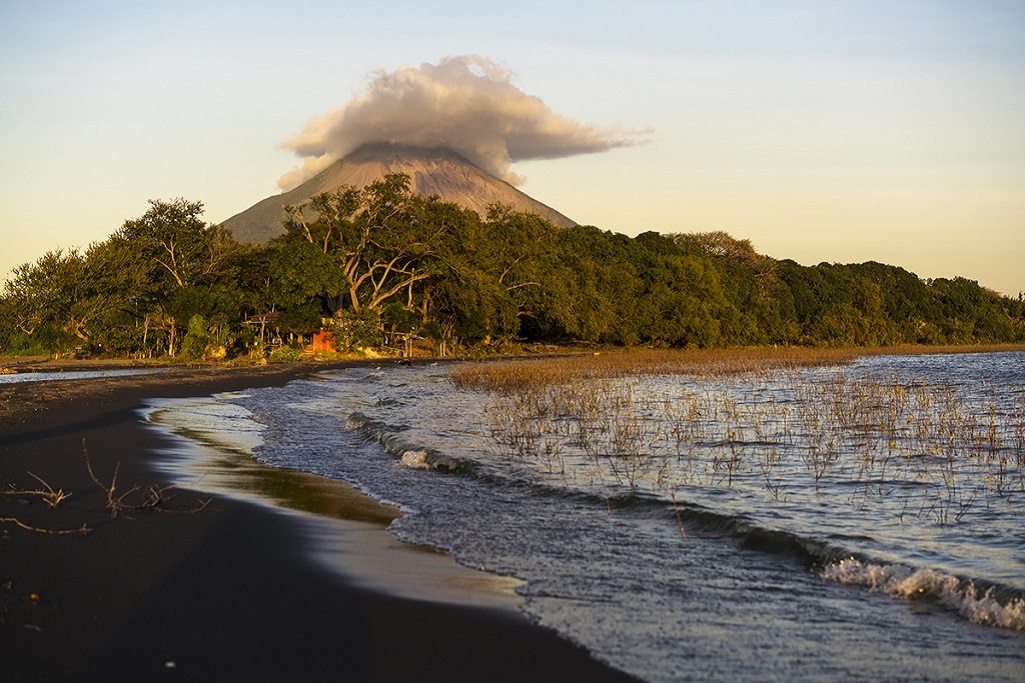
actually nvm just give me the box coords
[2,173,1023,359]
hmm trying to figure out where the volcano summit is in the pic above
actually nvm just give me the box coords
[221,143,577,244]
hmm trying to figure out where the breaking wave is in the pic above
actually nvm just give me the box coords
[821,558,1025,631]
[144,355,1025,681]
[344,380,1025,634]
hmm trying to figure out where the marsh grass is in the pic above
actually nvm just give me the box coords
[455,348,1025,527]
[451,347,865,392]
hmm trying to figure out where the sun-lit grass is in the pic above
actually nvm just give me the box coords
[452,344,1025,393]
[451,346,865,393]
[452,346,1025,526]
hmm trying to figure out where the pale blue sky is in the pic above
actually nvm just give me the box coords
[2,1,1023,295]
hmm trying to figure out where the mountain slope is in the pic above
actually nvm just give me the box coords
[221,143,577,243]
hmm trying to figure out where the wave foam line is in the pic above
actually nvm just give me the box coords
[344,412,467,473]
[821,558,1025,631]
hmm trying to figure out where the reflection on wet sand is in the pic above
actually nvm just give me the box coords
[145,396,523,610]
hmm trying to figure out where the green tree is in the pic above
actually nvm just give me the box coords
[428,206,557,344]
[329,308,385,352]
[0,249,95,354]
[104,198,242,356]
[279,174,450,316]
[181,314,210,359]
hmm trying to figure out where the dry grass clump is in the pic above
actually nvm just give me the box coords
[451,346,863,393]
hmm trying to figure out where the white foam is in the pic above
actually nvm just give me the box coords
[145,396,265,456]
[399,451,431,470]
[821,557,1025,631]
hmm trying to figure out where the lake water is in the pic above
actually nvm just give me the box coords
[146,352,1025,682]
[0,368,165,384]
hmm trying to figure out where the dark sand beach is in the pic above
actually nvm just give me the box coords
[0,361,635,682]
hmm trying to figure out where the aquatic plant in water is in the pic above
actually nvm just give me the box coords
[459,352,1024,524]
[452,350,1025,630]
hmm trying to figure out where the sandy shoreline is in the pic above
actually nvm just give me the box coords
[0,361,635,681]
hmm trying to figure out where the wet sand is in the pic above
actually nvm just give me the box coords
[0,360,635,681]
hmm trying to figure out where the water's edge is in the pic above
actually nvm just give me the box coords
[140,357,1025,683]
[142,396,525,611]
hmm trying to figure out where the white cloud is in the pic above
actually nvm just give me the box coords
[277,55,649,190]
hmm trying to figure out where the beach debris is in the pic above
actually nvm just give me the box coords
[1,472,88,535]
[83,439,211,518]
[3,473,71,509]
[0,516,91,535]
[25,472,70,508]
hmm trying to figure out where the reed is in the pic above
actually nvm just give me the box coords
[459,348,1025,527]
[451,346,865,392]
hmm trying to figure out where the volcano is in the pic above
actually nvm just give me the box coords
[221,143,577,244]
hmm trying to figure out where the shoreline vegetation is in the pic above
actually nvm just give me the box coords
[2,178,1024,364]
[4,340,1025,373]
[451,342,1025,390]
[448,345,1025,520]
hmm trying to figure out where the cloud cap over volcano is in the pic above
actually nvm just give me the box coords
[277,55,649,190]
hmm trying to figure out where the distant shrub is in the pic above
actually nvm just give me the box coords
[269,345,303,363]
[3,332,51,357]
[181,314,209,359]
[329,309,384,352]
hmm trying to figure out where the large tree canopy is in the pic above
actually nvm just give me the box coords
[276,174,449,315]
[2,176,1023,358]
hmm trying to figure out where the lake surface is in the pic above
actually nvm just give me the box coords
[147,352,1025,682]
[0,368,165,384]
